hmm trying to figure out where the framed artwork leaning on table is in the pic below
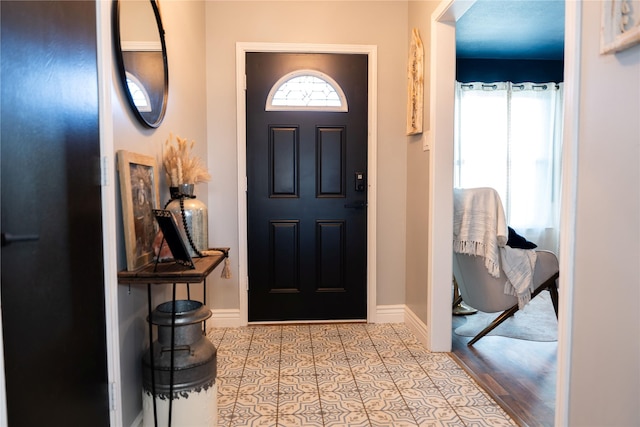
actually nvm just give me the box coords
[117,150,161,271]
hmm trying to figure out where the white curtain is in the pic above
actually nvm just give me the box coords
[454,81,564,252]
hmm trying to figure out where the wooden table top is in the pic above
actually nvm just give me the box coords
[117,248,229,285]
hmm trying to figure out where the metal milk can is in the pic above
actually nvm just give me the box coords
[142,299,216,427]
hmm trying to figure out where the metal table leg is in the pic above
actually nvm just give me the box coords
[147,283,158,427]
[168,282,177,427]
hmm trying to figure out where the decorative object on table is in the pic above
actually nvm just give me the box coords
[162,134,211,258]
[117,150,161,271]
[600,0,640,54]
[152,228,174,262]
[165,183,208,258]
[406,28,424,135]
[201,249,232,279]
[153,209,194,270]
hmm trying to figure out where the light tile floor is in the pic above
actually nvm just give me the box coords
[208,323,515,427]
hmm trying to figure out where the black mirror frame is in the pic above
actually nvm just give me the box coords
[113,0,169,129]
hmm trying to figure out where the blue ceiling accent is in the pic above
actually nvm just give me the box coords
[456,0,565,60]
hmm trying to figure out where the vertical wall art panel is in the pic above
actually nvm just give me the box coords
[269,220,300,292]
[270,126,299,197]
[317,127,346,197]
[316,221,346,291]
[407,28,424,135]
[601,0,640,53]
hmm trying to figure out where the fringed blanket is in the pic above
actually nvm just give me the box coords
[453,187,536,309]
[501,245,537,309]
[453,187,508,278]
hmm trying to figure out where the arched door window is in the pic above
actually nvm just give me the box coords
[266,69,348,112]
[125,72,152,113]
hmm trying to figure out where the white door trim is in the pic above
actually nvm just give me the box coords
[426,0,476,352]
[97,1,123,425]
[555,1,581,424]
[235,43,378,325]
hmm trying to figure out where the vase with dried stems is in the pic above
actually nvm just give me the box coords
[162,134,211,258]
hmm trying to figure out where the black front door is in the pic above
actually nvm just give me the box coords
[246,52,368,322]
[1,1,110,425]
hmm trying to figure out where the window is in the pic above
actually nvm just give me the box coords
[126,72,152,113]
[266,70,348,112]
[454,81,564,251]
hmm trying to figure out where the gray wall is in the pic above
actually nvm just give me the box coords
[405,0,439,327]
[112,2,208,425]
[204,1,412,311]
[567,2,640,425]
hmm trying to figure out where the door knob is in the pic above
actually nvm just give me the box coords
[344,201,367,209]
[1,232,39,247]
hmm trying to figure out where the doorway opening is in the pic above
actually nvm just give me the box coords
[428,0,579,425]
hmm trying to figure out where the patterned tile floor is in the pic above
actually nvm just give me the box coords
[208,323,515,427]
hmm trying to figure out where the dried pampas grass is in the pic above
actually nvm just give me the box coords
[163,133,211,187]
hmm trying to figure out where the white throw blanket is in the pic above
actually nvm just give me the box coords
[453,187,508,277]
[453,187,537,308]
[500,245,537,309]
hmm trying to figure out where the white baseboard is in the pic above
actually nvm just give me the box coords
[403,305,430,349]
[209,309,242,328]
[209,306,406,327]
[374,304,405,324]
[207,305,430,350]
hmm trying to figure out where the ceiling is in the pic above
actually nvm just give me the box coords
[456,0,565,60]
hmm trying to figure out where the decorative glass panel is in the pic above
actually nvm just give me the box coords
[126,72,152,113]
[266,70,348,112]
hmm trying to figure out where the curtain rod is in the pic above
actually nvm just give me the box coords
[460,82,560,90]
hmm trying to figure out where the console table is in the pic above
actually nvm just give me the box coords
[117,248,229,427]
[117,248,229,285]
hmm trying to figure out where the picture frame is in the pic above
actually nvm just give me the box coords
[153,209,195,269]
[117,150,161,271]
[601,0,640,54]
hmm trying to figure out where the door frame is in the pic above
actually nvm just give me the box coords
[235,43,378,325]
[97,1,123,424]
[427,0,578,424]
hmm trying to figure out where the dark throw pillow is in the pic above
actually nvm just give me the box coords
[507,226,538,249]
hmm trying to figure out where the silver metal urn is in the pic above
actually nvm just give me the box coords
[165,183,208,258]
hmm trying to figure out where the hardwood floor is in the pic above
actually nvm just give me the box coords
[450,315,557,427]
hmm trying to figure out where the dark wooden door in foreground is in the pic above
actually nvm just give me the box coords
[246,52,368,321]
[1,1,110,425]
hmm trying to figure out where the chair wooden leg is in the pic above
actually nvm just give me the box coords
[548,281,559,318]
[537,272,559,319]
[452,294,463,310]
[467,271,560,346]
[468,304,519,346]
[452,277,462,309]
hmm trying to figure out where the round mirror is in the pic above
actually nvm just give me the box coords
[114,0,168,128]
